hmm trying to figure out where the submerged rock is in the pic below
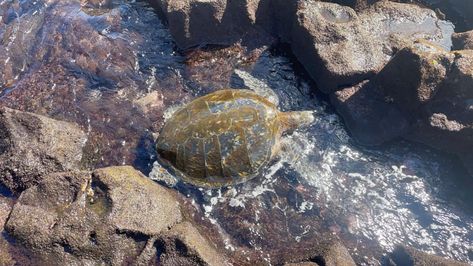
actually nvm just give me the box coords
[291,1,453,93]
[5,166,228,265]
[0,107,87,194]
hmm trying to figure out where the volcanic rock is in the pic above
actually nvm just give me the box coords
[452,30,473,50]
[0,107,87,194]
[330,80,409,145]
[386,245,470,266]
[291,1,454,93]
[4,166,229,265]
[149,0,269,49]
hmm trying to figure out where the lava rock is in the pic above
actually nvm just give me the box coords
[291,1,453,93]
[150,0,269,49]
[4,166,229,265]
[285,240,356,266]
[0,197,11,231]
[80,0,112,9]
[159,221,228,265]
[0,107,87,194]
[452,30,473,50]
[386,245,470,266]
[374,41,455,117]
[330,80,409,145]
[332,41,473,175]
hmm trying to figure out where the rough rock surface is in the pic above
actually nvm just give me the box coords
[291,1,453,93]
[330,80,409,145]
[386,245,470,266]
[149,0,271,49]
[452,30,473,50]
[4,166,228,265]
[0,107,87,194]
[332,41,473,174]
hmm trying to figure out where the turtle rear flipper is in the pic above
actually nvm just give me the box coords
[149,161,179,187]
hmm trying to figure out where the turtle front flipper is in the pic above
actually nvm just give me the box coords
[279,111,315,133]
[233,69,279,106]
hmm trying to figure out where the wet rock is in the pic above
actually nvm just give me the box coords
[452,30,473,50]
[330,80,409,145]
[0,107,87,194]
[4,166,230,265]
[313,241,356,266]
[374,41,455,116]
[0,197,11,231]
[5,167,178,264]
[331,41,473,174]
[159,221,229,265]
[284,240,356,266]
[386,245,470,266]
[291,1,453,93]
[80,0,112,9]
[149,0,270,49]
[285,262,319,266]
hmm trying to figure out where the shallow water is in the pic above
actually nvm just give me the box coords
[0,0,472,264]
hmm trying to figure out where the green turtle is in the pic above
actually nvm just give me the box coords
[155,88,314,188]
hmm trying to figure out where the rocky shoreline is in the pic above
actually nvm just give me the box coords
[0,0,472,265]
[150,0,473,177]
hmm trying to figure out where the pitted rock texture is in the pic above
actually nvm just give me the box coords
[387,245,470,266]
[453,30,473,50]
[4,166,229,265]
[0,107,87,194]
[291,0,454,93]
[332,41,473,175]
[149,0,272,49]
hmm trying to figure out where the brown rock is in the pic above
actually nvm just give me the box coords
[291,1,453,93]
[0,197,11,231]
[387,245,470,266]
[150,0,268,49]
[374,41,455,116]
[0,107,87,194]
[4,166,230,265]
[93,166,182,236]
[331,80,409,145]
[452,30,473,50]
[160,221,229,266]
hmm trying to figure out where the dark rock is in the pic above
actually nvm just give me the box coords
[285,262,319,266]
[159,221,228,265]
[80,0,112,9]
[0,197,11,231]
[312,241,356,266]
[4,166,229,265]
[284,240,356,266]
[291,1,453,93]
[453,30,473,50]
[374,41,454,117]
[331,41,473,175]
[149,0,271,49]
[0,107,87,194]
[386,245,470,266]
[330,80,409,145]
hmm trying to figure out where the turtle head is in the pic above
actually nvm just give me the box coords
[279,111,315,133]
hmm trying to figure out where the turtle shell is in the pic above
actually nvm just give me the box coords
[156,89,281,188]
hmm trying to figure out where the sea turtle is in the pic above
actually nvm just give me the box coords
[155,88,314,188]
